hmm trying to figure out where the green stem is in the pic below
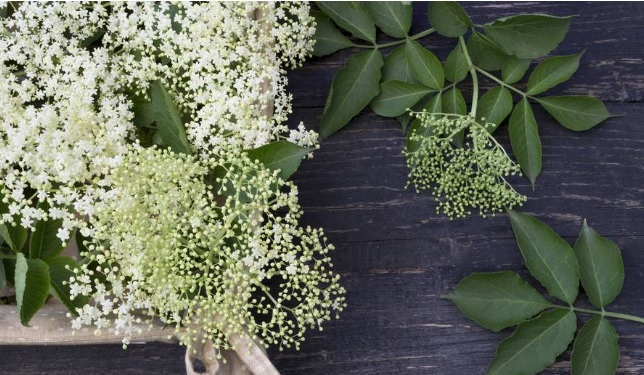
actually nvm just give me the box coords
[458,36,478,117]
[474,66,539,101]
[0,254,16,260]
[353,28,435,49]
[552,304,644,324]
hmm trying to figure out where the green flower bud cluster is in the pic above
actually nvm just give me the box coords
[69,146,345,351]
[404,113,526,219]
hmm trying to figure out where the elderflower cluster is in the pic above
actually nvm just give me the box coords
[68,147,345,350]
[404,113,526,218]
[0,1,317,239]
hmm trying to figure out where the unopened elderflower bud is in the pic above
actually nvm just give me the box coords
[404,113,526,219]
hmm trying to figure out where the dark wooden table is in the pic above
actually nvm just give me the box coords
[2,2,643,374]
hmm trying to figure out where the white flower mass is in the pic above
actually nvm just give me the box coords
[0,1,344,351]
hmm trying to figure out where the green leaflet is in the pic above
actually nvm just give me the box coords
[364,2,412,39]
[46,256,88,315]
[382,45,419,84]
[502,57,531,84]
[316,2,376,43]
[427,2,472,38]
[538,96,611,131]
[370,80,433,117]
[444,44,469,83]
[0,259,6,289]
[509,98,542,189]
[149,80,192,155]
[445,271,551,332]
[29,214,64,260]
[245,140,310,181]
[312,11,353,57]
[0,222,27,253]
[526,52,583,95]
[406,39,445,90]
[406,93,441,154]
[15,253,50,326]
[484,14,573,59]
[571,316,620,375]
[573,220,624,309]
[319,49,383,139]
[476,86,513,132]
[507,210,579,304]
[467,31,510,71]
[441,87,466,146]
[487,309,577,375]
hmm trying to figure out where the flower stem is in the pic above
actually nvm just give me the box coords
[353,28,435,49]
[459,36,478,117]
[0,254,16,260]
[552,304,644,324]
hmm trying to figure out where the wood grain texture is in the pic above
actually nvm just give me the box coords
[1,2,643,374]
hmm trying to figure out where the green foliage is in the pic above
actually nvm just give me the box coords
[316,2,376,43]
[447,211,641,375]
[29,215,64,260]
[508,97,542,189]
[364,2,412,39]
[476,86,512,131]
[315,1,612,216]
[538,96,612,131]
[245,140,310,180]
[149,80,192,155]
[573,220,624,309]
[46,256,87,314]
[428,2,472,38]
[502,57,530,84]
[312,11,353,56]
[15,253,50,325]
[382,45,418,84]
[571,316,620,375]
[445,271,550,332]
[319,49,383,138]
[406,39,444,90]
[483,14,573,59]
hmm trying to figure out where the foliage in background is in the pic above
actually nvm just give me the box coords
[313,1,612,218]
[446,210,642,375]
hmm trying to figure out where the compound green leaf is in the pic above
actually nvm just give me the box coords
[444,44,469,83]
[382,45,419,84]
[320,49,383,138]
[371,80,433,117]
[484,14,573,59]
[245,141,310,181]
[487,309,577,375]
[571,316,619,375]
[428,2,472,38]
[538,96,611,131]
[527,52,583,95]
[15,253,50,326]
[312,11,354,56]
[149,80,192,155]
[502,57,531,84]
[507,210,579,304]
[445,271,551,332]
[477,86,513,132]
[316,2,376,43]
[46,256,87,315]
[364,2,412,38]
[509,98,542,189]
[467,31,511,71]
[573,220,624,309]
[406,39,445,90]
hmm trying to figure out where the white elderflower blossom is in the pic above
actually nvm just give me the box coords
[68,147,345,350]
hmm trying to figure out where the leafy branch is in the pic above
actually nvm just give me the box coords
[313,1,612,212]
[446,210,639,375]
